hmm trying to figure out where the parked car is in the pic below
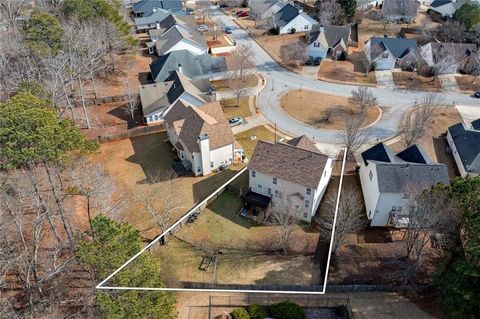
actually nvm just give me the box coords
[224,26,233,34]
[305,57,313,65]
[228,117,244,127]
[197,24,208,32]
[237,11,249,17]
[474,91,480,98]
[314,57,322,65]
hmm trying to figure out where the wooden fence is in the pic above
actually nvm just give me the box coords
[74,94,139,107]
[95,123,165,143]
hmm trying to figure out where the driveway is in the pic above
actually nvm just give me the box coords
[375,70,396,88]
[438,74,461,93]
[208,6,480,146]
[231,114,266,134]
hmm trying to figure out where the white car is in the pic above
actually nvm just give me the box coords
[197,24,209,32]
[228,117,244,127]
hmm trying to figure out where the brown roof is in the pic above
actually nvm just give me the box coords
[164,101,234,153]
[286,135,322,154]
[249,139,331,189]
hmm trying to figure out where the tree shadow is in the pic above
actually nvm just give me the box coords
[433,136,459,179]
[191,168,244,202]
[125,132,177,184]
[138,71,152,85]
[107,103,144,128]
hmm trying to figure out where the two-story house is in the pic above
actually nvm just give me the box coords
[359,143,449,227]
[164,101,243,176]
[447,118,480,178]
[306,25,351,59]
[247,136,333,222]
[420,42,478,75]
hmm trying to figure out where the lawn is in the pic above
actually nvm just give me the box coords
[95,132,244,239]
[221,97,252,119]
[152,192,322,287]
[254,34,306,72]
[318,52,377,86]
[280,90,381,130]
[235,126,277,158]
[392,72,442,92]
[455,75,480,93]
[211,74,258,91]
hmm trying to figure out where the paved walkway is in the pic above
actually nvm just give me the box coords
[208,6,480,147]
[231,113,266,134]
[375,70,396,88]
[438,74,461,93]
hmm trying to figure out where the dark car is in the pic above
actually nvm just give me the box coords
[474,91,480,98]
[224,26,233,34]
[314,57,322,65]
[305,58,313,65]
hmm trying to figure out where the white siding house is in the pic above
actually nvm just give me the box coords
[274,3,317,34]
[364,37,417,70]
[359,143,449,227]
[447,119,480,178]
[247,136,333,223]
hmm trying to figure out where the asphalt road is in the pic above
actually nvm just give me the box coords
[209,6,480,145]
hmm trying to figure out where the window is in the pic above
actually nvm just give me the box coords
[258,184,262,189]
[268,188,272,195]
[275,190,282,198]
[251,171,256,178]
[304,25,309,30]
[273,177,277,185]
[210,161,214,168]
[306,188,311,195]
[154,115,159,120]
[369,170,373,181]
[303,212,308,218]
[305,200,310,208]
[314,42,320,48]
[149,116,153,122]
[382,53,389,58]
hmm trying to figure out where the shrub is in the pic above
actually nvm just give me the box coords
[269,301,305,319]
[290,27,297,34]
[247,304,265,319]
[232,308,250,319]
[335,305,348,317]
[339,51,348,60]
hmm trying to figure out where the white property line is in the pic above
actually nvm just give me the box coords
[97,150,347,294]
[322,149,348,294]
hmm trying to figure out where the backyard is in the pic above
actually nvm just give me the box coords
[221,96,253,119]
[151,191,324,288]
[235,125,279,158]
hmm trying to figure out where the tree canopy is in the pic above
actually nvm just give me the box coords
[76,214,177,319]
[22,11,64,55]
[432,178,480,319]
[0,92,96,170]
[337,0,357,22]
[453,2,480,30]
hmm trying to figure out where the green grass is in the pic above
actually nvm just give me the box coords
[235,126,276,158]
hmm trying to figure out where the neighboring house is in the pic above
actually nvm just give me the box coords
[146,14,197,54]
[420,42,478,74]
[249,0,286,20]
[134,9,172,32]
[364,37,417,70]
[359,143,449,227]
[429,0,466,18]
[153,24,207,56]
[306,24,351,59]
[139,71,211,125]
[381,0,420,23]
[247,135,333,223]
[132,0,183,17]
[150,50,227,82]
[273,3,317,34]
[447,119,480,178]
[164,101,243,176]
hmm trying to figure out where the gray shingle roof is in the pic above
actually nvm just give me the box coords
[448,121,480,174]
[132,0,183,15]
[150,50,226,82]
[430,0,451,8]
[134,9,171,28]
[274,3,300,27]
[307,25,351,46]
[369,37,417,59]
[154,24,206,54]
[363,143,449,192]
[249,138,331,189]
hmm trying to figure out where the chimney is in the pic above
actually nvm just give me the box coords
[198,134,211,175]
[178,63,183,74]
[319,25,324,33]
[152,7,157,12]
[156,22,160,29]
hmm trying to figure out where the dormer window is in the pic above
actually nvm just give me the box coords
[273,177,277,184]
[369,170,373,181]
[382,53,389,58]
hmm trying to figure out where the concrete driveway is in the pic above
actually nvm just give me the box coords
[208,6,480,146]
[438,74,460,93]
[375,70,396,88]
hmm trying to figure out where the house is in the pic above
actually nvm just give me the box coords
[447,119,480,178]
[249,0,286,20]
[247,135,333,223]
[381,0,420,23]
[359,143,449,227]
[132,0,183,17]
[306,25,351,59]
[146,14,197,54]
[150,50,227,82]
[134,9,172,32]
[139,71,212,125]
[164,101,243,176]
[364,37,417,70]
[420,42,478,74]
[273,3,317,34]
[429,0,466,18]
[153,24,207,56]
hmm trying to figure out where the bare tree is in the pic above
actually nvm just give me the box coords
[0,0,31,28]
[315,0,345,25]
[339,111,368,157]
[317,186,365,254]
[432,20,467,43]
[229,45,255,79]
[279,41,308,67]
[122,63,139,121]
[398,93,438,147]
[359,50,374,76]
[265,196,302,255]
[349,87,377,113]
